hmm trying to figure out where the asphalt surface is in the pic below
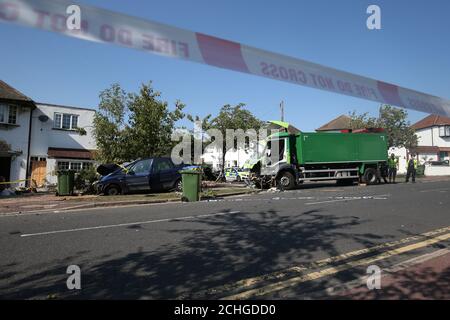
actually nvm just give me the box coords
[0,179,449,299]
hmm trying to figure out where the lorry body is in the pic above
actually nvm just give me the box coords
[255,129,388,189]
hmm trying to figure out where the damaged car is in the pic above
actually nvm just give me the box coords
[95,157,185,195]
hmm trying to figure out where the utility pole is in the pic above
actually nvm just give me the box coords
[280,100,284,122]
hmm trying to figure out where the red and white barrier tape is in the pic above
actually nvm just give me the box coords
[1,0,449,117]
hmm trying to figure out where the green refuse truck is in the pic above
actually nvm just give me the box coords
[252,122,388,189]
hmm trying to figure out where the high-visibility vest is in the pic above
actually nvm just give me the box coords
[388,158,398,169]
[409,158,418,169]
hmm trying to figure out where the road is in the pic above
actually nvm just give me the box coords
[0,179,449,299]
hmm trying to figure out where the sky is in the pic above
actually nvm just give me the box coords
[1,0,449,131]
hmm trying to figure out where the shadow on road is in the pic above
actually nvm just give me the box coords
[0,206,433,300]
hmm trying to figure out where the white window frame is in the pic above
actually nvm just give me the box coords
[0,104,18,125]
[57,161,93,172]
[70,162,82,172]
[54,112,79,130]
[57,161,70,170]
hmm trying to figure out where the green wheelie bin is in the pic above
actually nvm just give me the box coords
[180,169,202,202]
[56,170,75,196]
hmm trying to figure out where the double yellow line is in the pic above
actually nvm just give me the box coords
[183,226,450,300]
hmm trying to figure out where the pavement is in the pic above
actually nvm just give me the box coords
[0,178,449,299]
[0,185,253,215]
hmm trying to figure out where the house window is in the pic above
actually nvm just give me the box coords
[57,161,92,172]
[439,126,450,137]
[70,162,82,172]
[8,106,17,124]
[0,104,18,124]
[82,162,93,170]
[0,104,4,123]
[58,161,70,170]
[54,113,79,130]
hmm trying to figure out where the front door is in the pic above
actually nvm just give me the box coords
[0,156,11,183]
[31,159,47,187]
[125,159,152,192]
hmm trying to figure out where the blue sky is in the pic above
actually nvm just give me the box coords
[1,0,449,131]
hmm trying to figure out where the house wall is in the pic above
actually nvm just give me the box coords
[30,104,96,186]
[416,127,450,148]
[30,104,96,155]
[424,164,450,176]
[417,152,438,163]
[202,146,254,170]
[0,104,32,185]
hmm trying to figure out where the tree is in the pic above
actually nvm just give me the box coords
[189,104,263,174]
[93,82,185,163]
[349,105,418,149]
[93,83,129,163]
[127,83,185,159]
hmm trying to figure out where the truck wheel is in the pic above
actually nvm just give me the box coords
[363,168,378,185]
[277,171,296,190]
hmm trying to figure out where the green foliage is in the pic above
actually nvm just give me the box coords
[127,83,185,159]
[93,82,185,163]
[74,166,98,194]
[0,139,11,152]
[349,105,418,148]
[93,83,129,163]
[74,127,87,136]
[189,104,264,172]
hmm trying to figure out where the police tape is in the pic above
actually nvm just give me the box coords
[0,178,29,185]
[0,178,37,188]
[1,0,449,117]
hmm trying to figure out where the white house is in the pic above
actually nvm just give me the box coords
[0,80,35,186]
[202,146,254,171]
[29,103,96,186]
[411,115,450,163]
[0,80,97,188]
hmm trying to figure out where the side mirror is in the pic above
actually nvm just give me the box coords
[127,170,135,175]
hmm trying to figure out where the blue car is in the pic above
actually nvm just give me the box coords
[96,157,185,195]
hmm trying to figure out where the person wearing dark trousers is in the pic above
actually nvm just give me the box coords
[377,162,388,184]
[405,155,418,183]
[387,153,399,183]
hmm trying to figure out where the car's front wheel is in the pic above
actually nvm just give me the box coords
[104,184,121,196]
[174,179,182,192]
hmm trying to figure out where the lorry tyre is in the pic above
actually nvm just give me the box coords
[363,168,378,185]
[277,171,296,190]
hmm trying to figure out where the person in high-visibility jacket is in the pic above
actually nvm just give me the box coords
[387,153,399,183]
[405,155,418,183]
